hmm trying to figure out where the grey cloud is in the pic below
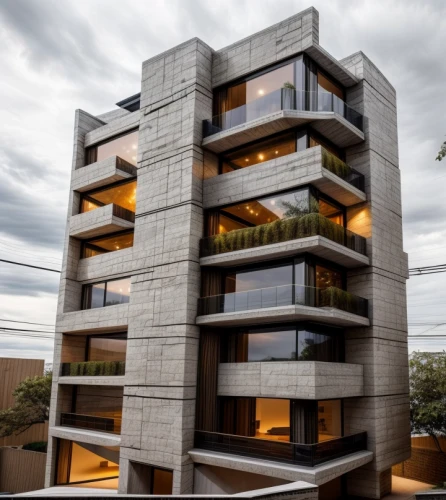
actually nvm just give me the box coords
[0,266,60,297]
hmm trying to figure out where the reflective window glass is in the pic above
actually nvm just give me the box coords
[315,264,342,289]
[105,278,131,306]
[225,264,292,293]
[88,130,139,166]
[256,398,290,442]
[222,132,296,173]
[247,328,296,362]
[82,232,134,258]
[319,198,343,226]
[297,329,340,362]
[318,399,342,442]
[89,335,127,362]
[90,283,105,309]
[81,180,136,214]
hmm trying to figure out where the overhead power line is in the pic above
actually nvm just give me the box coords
[0,326,55,334]
[0,258,61,273]
[409,264,446,276]
[0,318,55,327]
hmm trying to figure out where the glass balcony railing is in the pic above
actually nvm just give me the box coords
[321,148,365,192]
[203,88,364,138]
[61,361,126,377]
[200,213,367,258]
[195,430,367,467]
[198,284,368,318]
[60,412,122,434]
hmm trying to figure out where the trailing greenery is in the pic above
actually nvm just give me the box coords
[410,352,446,454]
[0,372,52,438]
[22,441,47,453]
[64,361,125,377]
[318,286,367,317]
[321,148,352,179]
[203,213,348,256]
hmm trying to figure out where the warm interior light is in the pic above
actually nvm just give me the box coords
[115,245,120,250]
[132,156,136,161]
[250,210,254,214]
[258,89,264,95]
[245,158,249,162]
[275,150,279,154]
[132,144,137,150]
[258,154,264,160]
[270,200,276,205]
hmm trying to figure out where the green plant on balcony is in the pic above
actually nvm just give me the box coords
[204,213,350,257]
[67,360,125,377]
[318,286,365,316]
[321,148,352,179]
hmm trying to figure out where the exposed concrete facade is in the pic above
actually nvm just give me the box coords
[46,6,409,499]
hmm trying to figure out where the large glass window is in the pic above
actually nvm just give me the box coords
[83,277,131,310]
[80,180,136,214]
[207,187,314,236]
[222,323,343,364]
[56,438,119,488]
[82,231,134,259]
[318,399,342,442]
[86,129,139,166]
[221,132,297,174]
[88,333,127,362]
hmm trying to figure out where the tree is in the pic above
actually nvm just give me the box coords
[410,352,446,453]
[0,371,52,437]
[436,140,446,161]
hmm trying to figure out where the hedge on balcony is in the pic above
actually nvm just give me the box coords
[318,286,368,317]
[63,360,125,376]
[321,149,351,179]
[202,213,346,256]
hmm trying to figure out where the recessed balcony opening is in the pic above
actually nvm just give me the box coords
[195,396,366,466]
[61,332,127,377]
[55,438,119,489]
[85,129,139,167]
[199,256,368,318]
[81,230,134,258]
[220,323,344,363]
[82,277,131,310]
[217,127,364,191]
[205,54,363,138]
[201,186,366,257]
[60,385,123,434]
[127,462,173,495]
[80,179,136,217]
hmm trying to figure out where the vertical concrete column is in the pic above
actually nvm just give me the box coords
[45,110,105,488]
[341,53,410,499]
[119,39,213,494]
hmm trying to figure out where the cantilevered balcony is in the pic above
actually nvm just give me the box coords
[194,430,367,467]
[69,203,135,239]
[72,155,137,193]
[202,89,364,152]
[200,213,368,269]
[196,284,369,328]
[61,412,122,434]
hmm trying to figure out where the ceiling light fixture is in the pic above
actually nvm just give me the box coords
[258,154,264,160]
[258,89,264,95]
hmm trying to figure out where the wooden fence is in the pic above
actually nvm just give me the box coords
[0,448,46,493]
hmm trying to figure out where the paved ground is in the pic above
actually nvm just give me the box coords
[384,476,434,499]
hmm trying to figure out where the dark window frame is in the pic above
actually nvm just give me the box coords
[84,127,139,167]
[86,331,128,361]
[81,276,132,310]
[80,229,135,259]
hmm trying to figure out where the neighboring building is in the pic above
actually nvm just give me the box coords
[0,357,48,447]
[45,7,410,499]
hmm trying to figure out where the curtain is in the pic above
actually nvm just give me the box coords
[56,439,72,485]
[291,400,318,444]
[195,330,220,432]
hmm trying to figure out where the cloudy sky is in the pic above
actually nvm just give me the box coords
[0,0,445,363]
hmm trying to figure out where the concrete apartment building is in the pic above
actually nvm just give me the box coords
[45,7,410,499]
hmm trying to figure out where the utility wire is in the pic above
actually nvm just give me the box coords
[0,318,55,327]
[0,259,61,273]
[0,326,55,334]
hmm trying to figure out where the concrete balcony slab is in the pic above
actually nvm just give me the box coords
[202,110,364,154]
[196,304,370,328]
[203,147,366,209]
[49,426,121,447]
[189,449,373,485]
[218,361,364,400]
[69,204,134,240]
[72,155,136,193]
[200,235,369,269]
[58,375,125,386]
[56,303,129,334]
